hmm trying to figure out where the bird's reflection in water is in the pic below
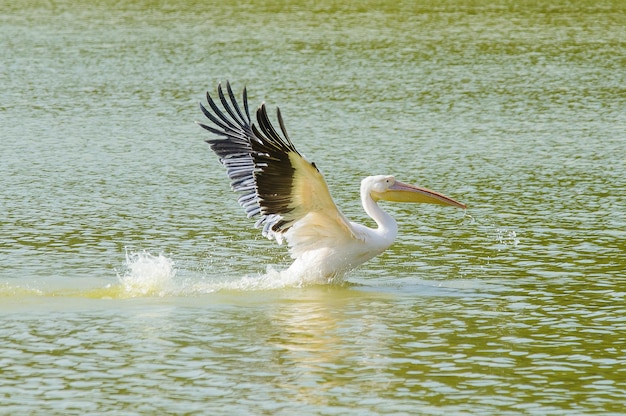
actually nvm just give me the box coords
[264,286,397,405]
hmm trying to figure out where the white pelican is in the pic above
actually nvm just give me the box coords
[199,82,466,282]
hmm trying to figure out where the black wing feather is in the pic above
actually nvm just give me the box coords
[199,82,304,236]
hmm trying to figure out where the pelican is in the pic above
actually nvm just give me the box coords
[199,82,466,283]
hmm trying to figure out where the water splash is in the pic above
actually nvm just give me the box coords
[0,250,320,301]
[185,265,336,294]
[494,228,520,249]
[462,212,520,251]
[109,249,332,298]
[114,250,177,297]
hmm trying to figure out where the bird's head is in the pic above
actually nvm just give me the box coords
[364,175,466,209]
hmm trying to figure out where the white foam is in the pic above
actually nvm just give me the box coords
[185,265,336,294]
[116,250,177,297]
[114,249,336,298]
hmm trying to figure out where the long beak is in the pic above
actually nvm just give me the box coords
[375,181,466,209]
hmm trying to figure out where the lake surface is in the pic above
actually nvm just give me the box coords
[1,0,625,414]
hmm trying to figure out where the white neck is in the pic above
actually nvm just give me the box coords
[360,189,398,244]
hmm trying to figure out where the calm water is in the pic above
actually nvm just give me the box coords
[1,0,625,414]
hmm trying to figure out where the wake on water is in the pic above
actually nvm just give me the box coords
[0,250,337,300]
[113,250,324,298]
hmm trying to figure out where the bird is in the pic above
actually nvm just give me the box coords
[198,82,466,283]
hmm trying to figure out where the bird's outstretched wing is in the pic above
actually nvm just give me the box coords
[198,82,356,250]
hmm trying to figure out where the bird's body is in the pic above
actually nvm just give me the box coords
[199,83,466,283]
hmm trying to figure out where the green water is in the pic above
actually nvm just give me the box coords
[1,0,625,414]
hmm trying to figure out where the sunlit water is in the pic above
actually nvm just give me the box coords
[1,0,625,414]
